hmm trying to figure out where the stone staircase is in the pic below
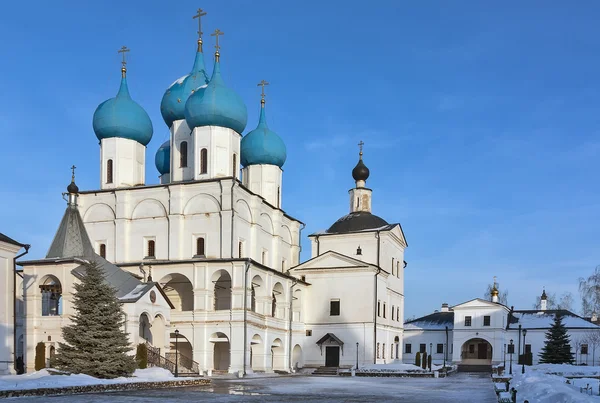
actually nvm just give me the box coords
[313,366,339,376]
[457,364,492,373]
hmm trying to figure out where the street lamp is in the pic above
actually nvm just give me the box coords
[174,329,179,377]
[509,339,513,375]
[522,329,527,374]
[356,342,359,370]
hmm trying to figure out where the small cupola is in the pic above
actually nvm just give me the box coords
[352,141,370,188]
[540,288,548,311]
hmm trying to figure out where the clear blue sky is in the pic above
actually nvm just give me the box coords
[1,1,599,319]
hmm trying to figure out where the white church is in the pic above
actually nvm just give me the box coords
[0,11,407,376]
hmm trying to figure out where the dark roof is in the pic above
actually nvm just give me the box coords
[326,211,389,234]
[316,333,344,345]
[0,233,25,247]
[404,311,454,330]
[46,204,94,259]
[507,309,599,330]
[352,159,370,182]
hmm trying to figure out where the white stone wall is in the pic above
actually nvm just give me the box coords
[100,138,145,189]
[78,179,301,270]
[242,164,283,208]
[403,330,450,365]
[0,241,21,375]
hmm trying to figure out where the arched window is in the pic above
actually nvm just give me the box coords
[251,285,256,312]
[392,258,395,276]
[196,237,205,257]
[397,261,400,278]
[377,343,380,359]
[238,241,243,258]
[383,343,386,359]
[272,292,277,317]
[106,159,113,184]
[392,306,395,321]
[147,240,155,258]
[232,154,237,178]
[99,243,106,259]
[40,277,62,316]
[383,302,387,318]
[180,141,188,168]
[200,148,208,174]
[262,250,266,265]
[281,259,286,271]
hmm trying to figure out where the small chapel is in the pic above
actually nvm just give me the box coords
[0,10,407,375]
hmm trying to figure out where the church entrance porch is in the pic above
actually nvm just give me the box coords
[459,338,493,372]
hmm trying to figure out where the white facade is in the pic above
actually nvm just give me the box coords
[403,298,600,368]
[100,137,146,189]
[0,237,25,375]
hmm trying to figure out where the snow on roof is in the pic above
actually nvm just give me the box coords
[118,283,152,303]
[508,310,600,330]
[404,311,454,330]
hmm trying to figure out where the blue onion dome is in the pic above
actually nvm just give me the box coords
[241,100,286,167]
[184,55,248,134]
[93,68,153,146]
[155,140,171,175]
[160,40,209,128]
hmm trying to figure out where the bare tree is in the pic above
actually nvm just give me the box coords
[558,293,574,311]
[579,266,600,317]
[584,329,600,366]
[572,335,586,365]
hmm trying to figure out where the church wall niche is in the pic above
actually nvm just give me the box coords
[211,270,232,311]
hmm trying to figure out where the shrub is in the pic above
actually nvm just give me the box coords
[35,342,46,371]
[415,352,421,367]
[136,344,148,369]
[428,354,432,371]
[422,352,427,369]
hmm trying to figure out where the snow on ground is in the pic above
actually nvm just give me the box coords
[357,362,450,373]
[511,364,600,402]
[0,367,182,391]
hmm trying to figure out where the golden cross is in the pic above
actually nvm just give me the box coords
[493,276,497,287]
[118,46,130,68]
[70,165,76,181]
[257,80,269,102]
[211,29,224,53]
[358,140,364,158]
[193,8,207,38]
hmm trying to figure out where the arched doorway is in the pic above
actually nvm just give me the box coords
[394,336,400,360]
[461,338,493,365]
[271,282,284,318]
[210,332,230,371]
[250,334,264,372]
[168,332,194,374]
[139,313,152,343]
[251,275,264,314]
[292,344,303,369]
[212,270,232,310]
[159,273,194,311]
[271,338,285,371]
[40,275,62,316]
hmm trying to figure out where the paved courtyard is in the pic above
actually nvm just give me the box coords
[15,372,498,403]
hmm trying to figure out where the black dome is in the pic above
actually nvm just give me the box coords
[352,159,370,182]
[67,181,79,194]
[326,212,388,234]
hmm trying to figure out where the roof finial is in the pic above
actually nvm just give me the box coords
[257,80,269,107]
[71,165,76,183]
[66,165,79,198]
[118,46,130,78]
[193,8,207,52]
[211,29,224,61]
[358,140,364,160]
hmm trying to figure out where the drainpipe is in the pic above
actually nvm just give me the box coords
[167,187,171,260]
[242,260,251,375]
[230,180,236,258]
[315,235,320,256]
[218,181,223,258]
[373,230,381,364]
[288,279,298,372]
[13,244,30,372]
[298,223,306,265]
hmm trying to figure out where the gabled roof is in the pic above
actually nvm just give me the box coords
[452,298,510,311]
[290,250,381,272]
[507,309,600,330]
[316,333,344,345]
[404,311,454,330]
[0,232,25,247]
[46,204,94,259]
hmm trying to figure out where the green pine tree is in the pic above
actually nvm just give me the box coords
[538,312,575,364]
[53,261,136,378]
